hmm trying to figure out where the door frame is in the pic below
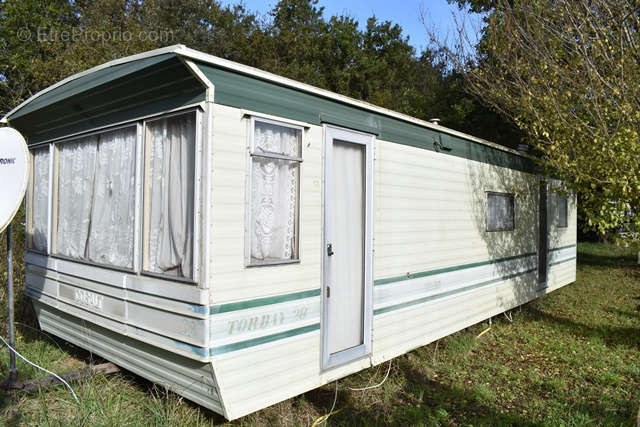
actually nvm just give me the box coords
[321,124,374,370]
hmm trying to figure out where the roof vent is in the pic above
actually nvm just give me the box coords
[429,118,441,125]
[516,144,530,152]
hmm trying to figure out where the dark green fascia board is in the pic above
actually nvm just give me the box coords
[10,53,178,120]
[20,89,204,145]
[20,57,194,135]
[9,56,206,144]
[196,62,535,174]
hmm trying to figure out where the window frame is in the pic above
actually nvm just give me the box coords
[50,122,140,273]
[141,108,202,283]
[485,191,516,232]
[245,116,304,267]
[24,105,204,287]
[557,193,569,228]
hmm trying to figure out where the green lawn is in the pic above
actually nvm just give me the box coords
[1,238,639,426]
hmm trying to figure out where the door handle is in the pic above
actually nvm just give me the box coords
[327,243,334,256]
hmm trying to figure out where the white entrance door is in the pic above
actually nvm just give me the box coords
[322,125,373,369]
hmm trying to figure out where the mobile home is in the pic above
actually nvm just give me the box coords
[2,45,576,420]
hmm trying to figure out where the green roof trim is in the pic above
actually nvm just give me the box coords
[10,55,206,144]
[196,61,535,174]
[7,48,535,173]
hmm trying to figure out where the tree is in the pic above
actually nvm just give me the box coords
[0,0,519,152]
[436,0,640,242]
[0,0,78,114]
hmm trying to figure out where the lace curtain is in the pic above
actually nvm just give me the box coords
[147,114,195,278]
[250,122,300,262]
[31,148,49,252]
[57,136,98,259]
[56,128,136,268]
[87,129,137,266]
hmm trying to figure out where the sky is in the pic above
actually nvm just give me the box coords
[218,0,483,53]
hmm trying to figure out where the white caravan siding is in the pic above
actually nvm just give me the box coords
[371,140,576,363]
[209,104,323,302]
[207,104,577,419]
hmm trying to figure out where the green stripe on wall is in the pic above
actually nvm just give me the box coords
[210,323,320,355]
[374,252,537,286]
[549,244,577,252]
[210,288,321,314]
[374,268,537,316]
[549,256,576,267]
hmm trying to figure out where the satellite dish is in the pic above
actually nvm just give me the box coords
[0,127,30,234]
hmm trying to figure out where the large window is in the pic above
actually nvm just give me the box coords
[29,108,201,283]
[144,112,196,279]
[29,147,49,252]
[55,127,137,268]
[247,118,302,266]
[557,194,568,228]
[486,192,515,232]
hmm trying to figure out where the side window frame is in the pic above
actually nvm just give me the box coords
[557,193,569,228]
[486,191,516,232]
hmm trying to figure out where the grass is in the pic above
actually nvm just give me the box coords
[1,221,639,425]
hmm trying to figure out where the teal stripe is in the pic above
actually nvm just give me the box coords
[374,252,537,286]
[374,268,537,316]
[549,256,576,267]
[549,244,576,252]
[210,289,321,314]
[210,323,320,355]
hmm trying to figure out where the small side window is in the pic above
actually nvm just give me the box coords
[247,118,302,266]
[486,192,515,232]
[29,147,49,252]
[557,194,568,228]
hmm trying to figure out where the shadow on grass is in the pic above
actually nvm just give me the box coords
[609,308,640,321]
[577,248,640,269]
[298,358,536,426]
[526,306,640,350]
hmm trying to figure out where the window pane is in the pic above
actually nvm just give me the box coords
[146,113,195,278]
[56,128,136,268]
[487,193,515,231]
[558,194,568,228]
[250,157,299,263]
[30,148,49,252]
[254,121,301,157]
[57,136,98,259]
[87,128,137,267]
